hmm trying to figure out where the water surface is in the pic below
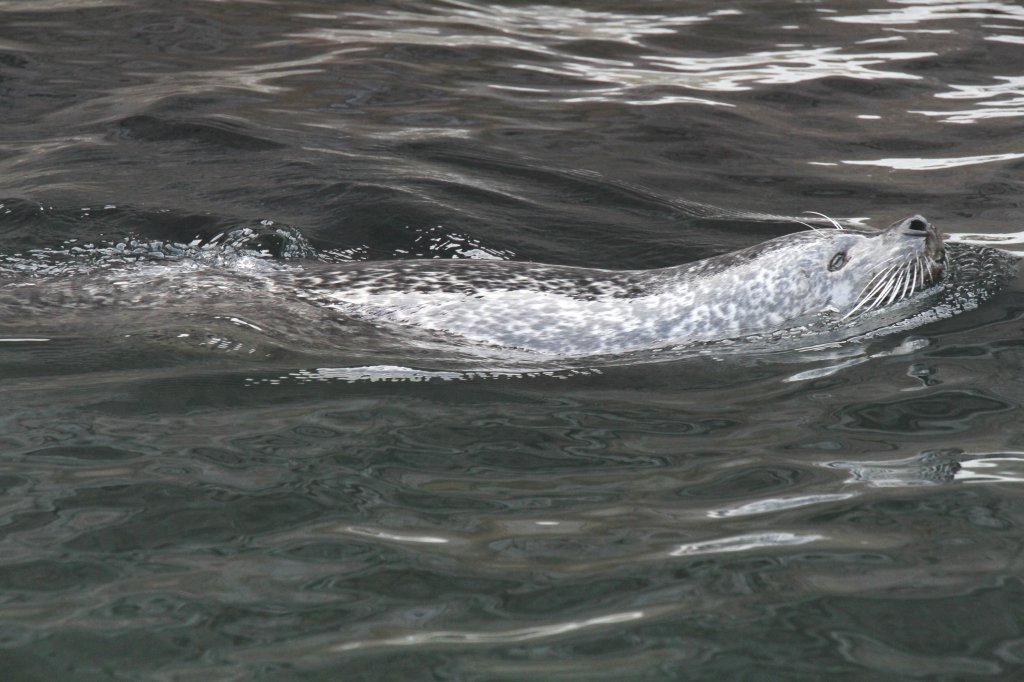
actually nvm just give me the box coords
[2,1,1024,679]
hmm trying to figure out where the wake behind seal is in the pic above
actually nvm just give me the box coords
[285,215,947,356]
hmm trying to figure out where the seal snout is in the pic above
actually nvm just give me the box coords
[892,214,945,257]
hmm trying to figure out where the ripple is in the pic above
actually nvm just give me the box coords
[283,4,935,107]
[833,631,1003,677]
[341,524,452,545]
[957,452,1024,483]
[840,152,1024,170]
[638,48,933,92]
[669,531,823,557]
[708,493,855,518]
[3,1,1024,678]
[293,2,712,50]
[828,2,1024,26]
[486,46,936,105]
[827,450,963,487]
[912,75,1024,124]
[835,391,1011,434]
[333,609,646,651]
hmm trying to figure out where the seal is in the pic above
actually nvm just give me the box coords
[285,215,946,356]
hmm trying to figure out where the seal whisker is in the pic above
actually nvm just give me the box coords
[851,281,887,315]
[857,292,885,317]
[898,263,913,302]
[869,266,905,311]
[794,219,822,234]
[804,211,845,230]
[855,262,901,302]
[900,259,917,299]
[844,264,901,319]
[894,263,911,304]
[921,255,936,289]
[855,268,898,312]
[872,252,920,294]
[874,271,900,310]
[854,263,897,300]
[865,253,908,278]
[877,253,909,269]
[900,256,922,301]
[886,269,904,306]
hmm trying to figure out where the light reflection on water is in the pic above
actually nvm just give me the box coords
[294,3,714,48]
[331,609,647,651]
[957,453,1024,483]
[841,152,1024,170]
[913,75,1024,123]
[828,2,1024,26]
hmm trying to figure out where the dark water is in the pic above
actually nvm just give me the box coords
[3,1,1024,679]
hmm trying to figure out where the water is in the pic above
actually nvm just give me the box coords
[2,1,1024,679]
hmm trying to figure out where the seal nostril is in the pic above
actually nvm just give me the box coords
[908,218,928,231]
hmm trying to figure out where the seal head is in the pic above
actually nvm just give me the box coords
[816,214,945,319]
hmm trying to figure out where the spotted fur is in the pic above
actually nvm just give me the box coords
[277,215,945,356]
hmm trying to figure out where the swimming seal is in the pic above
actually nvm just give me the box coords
[286,215,946,356]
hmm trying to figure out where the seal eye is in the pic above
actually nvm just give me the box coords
[828,252,848,271]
